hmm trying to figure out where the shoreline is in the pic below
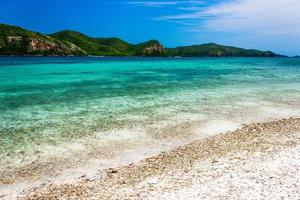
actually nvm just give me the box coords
[1,106,299,197]
[0,55,293,58]
[10,117,300,199]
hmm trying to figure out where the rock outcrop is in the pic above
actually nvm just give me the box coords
[7,36,22,43]
[143,43,165,55]
[27,38,85,55]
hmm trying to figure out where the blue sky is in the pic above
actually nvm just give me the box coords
[0,0,299,55]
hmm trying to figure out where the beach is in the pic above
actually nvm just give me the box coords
[1,0,300,198]
[16,117,300,199]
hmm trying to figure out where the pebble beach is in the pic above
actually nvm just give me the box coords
[18,117,300,200]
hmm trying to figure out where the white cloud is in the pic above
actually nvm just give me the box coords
[125,0,300,55]
[127,1,204,8]
[156,0,300,36]
[177,6,205,11]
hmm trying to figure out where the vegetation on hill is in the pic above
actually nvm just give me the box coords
[166,43,277,57]
[0,24,279,57]
[0,24,86,56]
[51,31,165,56]
[50,30,135,56]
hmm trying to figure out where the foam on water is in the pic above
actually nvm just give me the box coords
[195,120,241,137]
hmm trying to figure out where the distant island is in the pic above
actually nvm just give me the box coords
[0,23,280,57]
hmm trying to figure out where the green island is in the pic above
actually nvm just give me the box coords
[0,23,279,57]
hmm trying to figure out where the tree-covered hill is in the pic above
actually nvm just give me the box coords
[51,31,166,56]
[50,30,136,56]
[0,24,86,56]
[166,43,277,57]
[0,24,279,57]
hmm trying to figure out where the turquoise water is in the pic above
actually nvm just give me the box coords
[1,57,300,177]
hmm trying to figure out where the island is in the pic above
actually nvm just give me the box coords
[0,24,279,57]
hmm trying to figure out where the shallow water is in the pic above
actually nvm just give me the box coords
[1,57,300,180]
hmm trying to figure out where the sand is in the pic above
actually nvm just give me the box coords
[16,117,300,200]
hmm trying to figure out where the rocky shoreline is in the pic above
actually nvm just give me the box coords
[18,117,300,200]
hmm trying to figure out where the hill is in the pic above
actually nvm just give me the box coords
[50,30,135,56]
[0,24,86,56]
[166,43,277,57]
[0,24,279,57]
[51,31,165,56]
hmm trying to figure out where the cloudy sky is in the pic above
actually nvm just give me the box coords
[1,0,299,55]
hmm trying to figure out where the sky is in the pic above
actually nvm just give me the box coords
[0,0,299,56]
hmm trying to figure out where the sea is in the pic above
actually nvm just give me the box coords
[1,57,300,183]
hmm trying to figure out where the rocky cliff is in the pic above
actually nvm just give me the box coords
[143,43,165,55]
[27,38,84,55]
[0,24,86,56]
